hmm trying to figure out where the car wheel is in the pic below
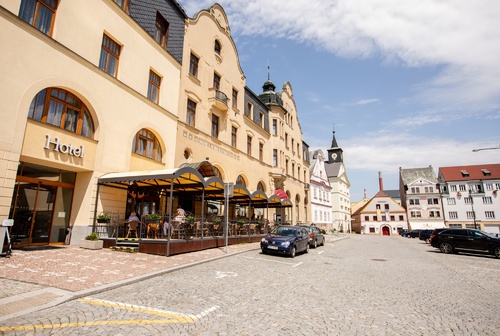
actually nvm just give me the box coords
[289,246,296,258]
[305,244,309,253]
[321,237,325,246]
[313,240,317,248]
[493,246,500,258]
[439,242,453,254]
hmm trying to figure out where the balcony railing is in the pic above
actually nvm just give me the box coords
[209,89,228,111]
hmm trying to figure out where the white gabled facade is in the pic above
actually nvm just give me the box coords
[325,130,351,233]
[351,191,408,235]
[399,166,445,230]
[309,149,332,231]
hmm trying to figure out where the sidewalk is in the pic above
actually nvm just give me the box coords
[0,235,348,322]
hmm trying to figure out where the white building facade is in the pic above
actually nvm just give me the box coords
[399,166,445,230]
[309,150,332,231]
[438,164,500,234]
[325,130,351,233]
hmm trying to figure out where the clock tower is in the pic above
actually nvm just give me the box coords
[327,130,343,163]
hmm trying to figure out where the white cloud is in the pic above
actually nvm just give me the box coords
[350,98,381,106]
[179,0,500,116]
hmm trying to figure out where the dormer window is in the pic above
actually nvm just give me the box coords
[155,11,169,50]
[481,169,491,176]
[214,39,221,55]
[460,170,469,177]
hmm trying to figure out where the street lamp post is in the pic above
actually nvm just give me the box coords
[472,145,500,152]
[469,189,477,230]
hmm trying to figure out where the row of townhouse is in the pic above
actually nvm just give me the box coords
[0,0,310,248]
[351,164,500,235]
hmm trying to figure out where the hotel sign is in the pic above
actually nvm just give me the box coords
[44,134,84,158]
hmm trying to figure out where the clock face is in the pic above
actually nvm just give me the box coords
[331,153,337,160]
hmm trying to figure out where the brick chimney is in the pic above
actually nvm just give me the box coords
[378,171,384,191]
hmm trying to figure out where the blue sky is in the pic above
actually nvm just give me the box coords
[178,0,500,201]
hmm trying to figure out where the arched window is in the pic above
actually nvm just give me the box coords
[213,166,222,178]
[257,181,265,192]
[236,175,246,187]
[214,39,221,55]
[28,88,94,138]
[132,129,162,162]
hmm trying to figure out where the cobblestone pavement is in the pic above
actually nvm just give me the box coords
[1,234,499,335]
[0,241,266,322]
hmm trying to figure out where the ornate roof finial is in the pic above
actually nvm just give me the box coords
[267,59,270,80]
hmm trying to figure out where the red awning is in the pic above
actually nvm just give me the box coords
[274,189,288,199]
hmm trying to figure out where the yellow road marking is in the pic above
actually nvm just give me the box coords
[0,319,187,332]
[0,297,222,332]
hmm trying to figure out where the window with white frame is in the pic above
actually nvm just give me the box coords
[450,185,457,192]
[427,198,439,205]
[429,211,441,218]
[409,199,420,205]
[449,211,458,219]
[483,197,492,204]
[447,198,456,205]
[466,211,475,219]
[410,211,422,218]
[485,211,495,219]
[485,183,493,191]
[459,184,466,191]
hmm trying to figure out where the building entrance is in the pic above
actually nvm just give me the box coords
[9,163,75,247]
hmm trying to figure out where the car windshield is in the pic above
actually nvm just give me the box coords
[273,227,297,237]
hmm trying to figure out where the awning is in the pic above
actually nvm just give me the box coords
[274,189,288,199]
[97,166,206,192]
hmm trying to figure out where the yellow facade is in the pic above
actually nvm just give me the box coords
[0,1,310,247]
[176,5,310,224]
[0,1,180,243]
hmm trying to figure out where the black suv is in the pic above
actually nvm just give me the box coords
[430,228,500,258]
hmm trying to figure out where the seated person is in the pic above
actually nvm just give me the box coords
[174,205,186,222]
[128,212,139,222]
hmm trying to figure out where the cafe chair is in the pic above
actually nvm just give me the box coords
[194,221,208,238]
[126,220,140,238]
[171,220,184,239]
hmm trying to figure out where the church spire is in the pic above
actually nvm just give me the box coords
[327,125,343,163]
[331,130,339,148]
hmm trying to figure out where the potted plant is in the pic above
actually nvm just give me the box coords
[186,215,195,224]
[97,212,111,223]
[80,232,103,250]
[145,213,161,222]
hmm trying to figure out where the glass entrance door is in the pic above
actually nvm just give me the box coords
[11,182,57,245]
[9,162,75,247]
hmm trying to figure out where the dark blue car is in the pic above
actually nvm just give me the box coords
[260,225,310,258]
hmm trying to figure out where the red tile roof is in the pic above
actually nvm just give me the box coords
[438,164,500,181]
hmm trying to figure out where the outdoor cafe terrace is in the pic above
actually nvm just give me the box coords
[93,162,293,256]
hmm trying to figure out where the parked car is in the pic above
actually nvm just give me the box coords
[261,225,310,258]
[299,225,325,248]
[406,229,422,238]
[399,229,409,237]
[418,229,435,243]
[430,228,500,258]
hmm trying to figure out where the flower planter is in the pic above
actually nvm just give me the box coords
[80,239,103,250]
[97,218,110,223]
